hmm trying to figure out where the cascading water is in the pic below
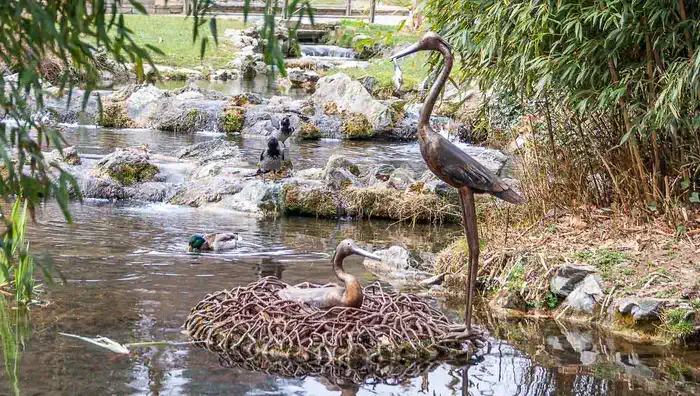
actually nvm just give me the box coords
[300,45,357,59]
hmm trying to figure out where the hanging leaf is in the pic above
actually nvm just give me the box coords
[690,192,700,204]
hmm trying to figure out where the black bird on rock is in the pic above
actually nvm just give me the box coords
[255,136,284,178]
[391,32,526,340]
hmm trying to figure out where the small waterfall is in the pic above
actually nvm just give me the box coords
[300,45,356,59]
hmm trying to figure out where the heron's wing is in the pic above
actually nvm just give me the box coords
[436,138,508,193]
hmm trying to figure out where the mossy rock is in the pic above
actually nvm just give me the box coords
[99,101,134,129]
[323,101,340,116]
[218,106,246,134]
[95,151,159,185]
[283,184,337,218]
[298,122,322,140]
[342,113,374,140]
[156,108,204,133]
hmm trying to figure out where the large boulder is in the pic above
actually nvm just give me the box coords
[125,85,167,126]
[617,298,665,322]
[312,73,393,131]
[176,139,238,162]
[550,264,599,297]
[214,180,283,215]
[93,150,159,185]
[561,274,604,314]
[44,146,81,166]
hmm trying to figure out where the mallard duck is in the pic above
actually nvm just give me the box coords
[188,233,242,252]
[277,239,381,309]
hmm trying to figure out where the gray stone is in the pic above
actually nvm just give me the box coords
[325,167,360,190]
[388,168,415,190]
[44,146,81,166]
[562,274,604,314]
[564,329,594,352]
[370,246,413,271]
[322,155,360,179]
[125,85,166,126]
[214,180,283,215]
[617,298,665,321]
[312,73,393,131]
[550,264,599,297]
[175,139,241,166]
[358,75,377,94]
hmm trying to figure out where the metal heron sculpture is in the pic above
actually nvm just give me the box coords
[391,32,526,338]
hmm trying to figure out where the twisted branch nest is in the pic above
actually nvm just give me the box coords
[184,277,478,368]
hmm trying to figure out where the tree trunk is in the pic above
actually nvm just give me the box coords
[346,0,351,17]
[369,0,376,23]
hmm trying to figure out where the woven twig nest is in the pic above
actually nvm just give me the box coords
[184,277,477,368]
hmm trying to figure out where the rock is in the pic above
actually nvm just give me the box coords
[342,113,374,139]
[325,167,360,190]
[617,298,665,322]
[358,75,377,94]
[294,168,324,180]
[175,139,241,167]
[550,264,599,297]
[169,178,243,207]
[287,68,320,88]
[564,329,594,353]
[282,183,337,217]
[372,164,395,182]
[214,180,283,215]
[490,289,527,311]
[125,85,166,126]
[562,274,604,314]
[388,168,415,190]
[93,150,159,185]
[297,122,321,140]
[124,182,179,202]
[98,101,133,128]
[369,246,413,270]
[44,146,81,166]
[313,74,393,131]
[322,155,360,179]
[210,69,238,81]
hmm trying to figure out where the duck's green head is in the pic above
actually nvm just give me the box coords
[188,235,206,252]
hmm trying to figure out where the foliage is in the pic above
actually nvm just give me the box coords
[659,308,695,340]
[425,0,700,220]
[0,199,40,304]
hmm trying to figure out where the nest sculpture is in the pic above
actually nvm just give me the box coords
[184,277,481,375]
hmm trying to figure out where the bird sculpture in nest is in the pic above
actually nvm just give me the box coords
[278,239,382,309]
[188,233,242,252]
[390,32,526,339]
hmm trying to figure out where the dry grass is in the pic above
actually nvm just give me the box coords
[343,186,461,225]
[437,209,700,305]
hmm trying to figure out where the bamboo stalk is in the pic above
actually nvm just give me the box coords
[607,58,651,201]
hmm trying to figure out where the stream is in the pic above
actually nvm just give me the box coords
[2,76,700,395]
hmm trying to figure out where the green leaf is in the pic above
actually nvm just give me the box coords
[209,18,218,45]
[200,37,209,59]
[690,193,700,204]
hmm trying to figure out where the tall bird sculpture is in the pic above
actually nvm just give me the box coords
[391,32,526,338]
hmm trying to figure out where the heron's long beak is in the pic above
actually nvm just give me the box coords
[390,42,423,60]
[354,247,382,262]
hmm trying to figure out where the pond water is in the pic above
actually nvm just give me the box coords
[3,98,700,394]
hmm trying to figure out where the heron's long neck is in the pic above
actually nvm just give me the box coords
[333,252,362,307]
[333,253,353,285]
[419,44,453,129]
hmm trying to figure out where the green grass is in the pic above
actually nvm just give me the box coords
[659,309,695,340]
[571,248,631,281]
[121,15,247,68]
[329,52,430,91]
